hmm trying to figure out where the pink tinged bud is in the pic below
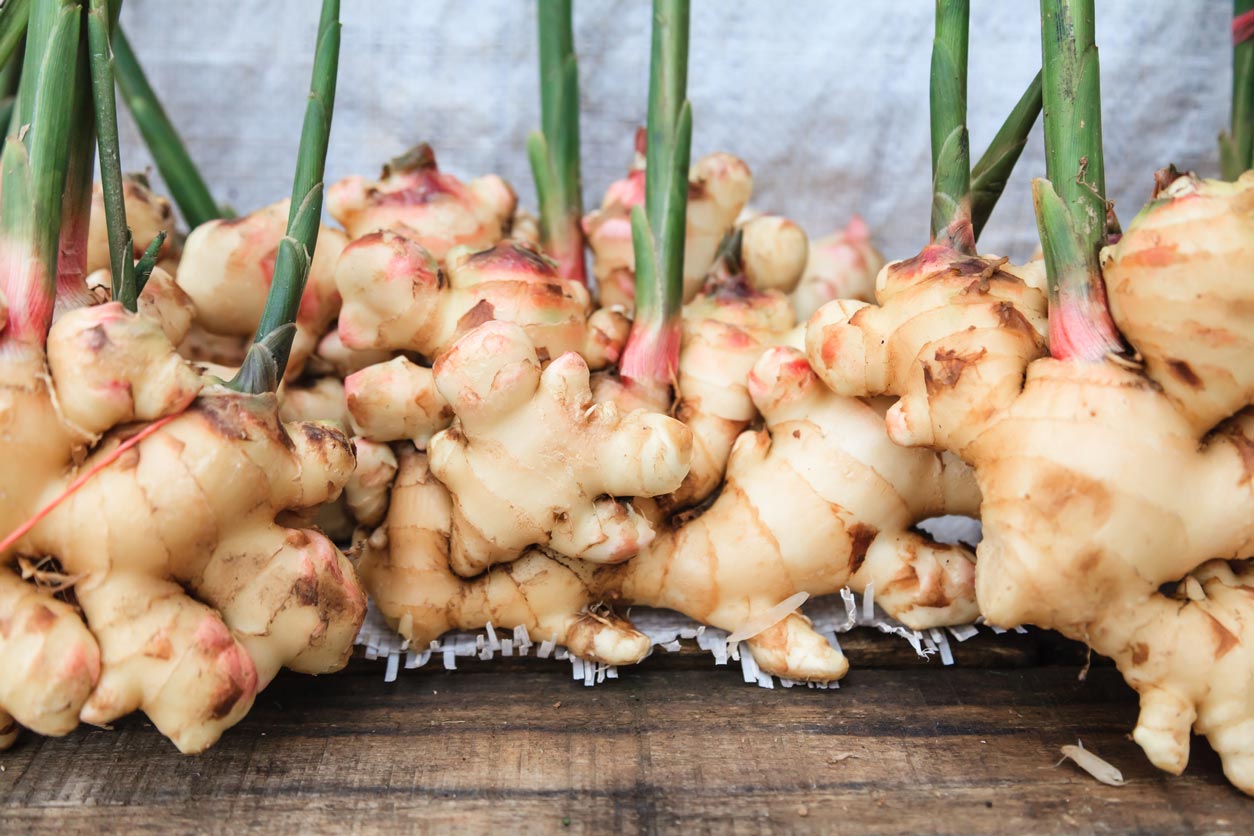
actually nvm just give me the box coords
[373,168,469,208]
[605,170,647,209]
[621,316,682,398]
[1048,292,1124,363]
[843,214,870,244]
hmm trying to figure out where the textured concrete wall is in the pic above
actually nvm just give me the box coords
[117,0,1232,262]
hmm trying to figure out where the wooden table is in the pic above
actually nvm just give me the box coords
[0,631,1246,834]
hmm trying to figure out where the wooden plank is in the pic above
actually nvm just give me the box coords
[0,651,1243,835]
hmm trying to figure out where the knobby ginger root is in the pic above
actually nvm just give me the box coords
[1104,171,1254,435]
[358,346,981,681]
[345,355,450,450]
[810,172,1254,792]
[806,244,1048,453]
[326,143,516,261]
[175,199,347,379]
[591,214,811,511]
[307,327,393,379]
[790,216,885,320]
[584,144,752,309]
[336,233,628,368]
[0,300,366,753]
[427,320,693,574]
[664,293,800,509]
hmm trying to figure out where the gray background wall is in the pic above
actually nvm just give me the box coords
[116,1,1233,262]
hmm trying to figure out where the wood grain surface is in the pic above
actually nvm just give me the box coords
[0,633,1245,835]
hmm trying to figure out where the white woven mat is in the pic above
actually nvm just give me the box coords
[354,589,1027,690]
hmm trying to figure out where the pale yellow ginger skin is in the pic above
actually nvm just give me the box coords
[279,376,352,428]
[806,245,1048,452]
[326,145,516,261]
[85,178,182,278]
[336,232,628,368]
[585,152,753,310]
[307,327,393,379]
[736,214,810,295]
[276,377,397,542]
[0,302,366,754]
[359,346,982,680]
[345,356,450,449]
[342,439,398,529]
[175,199,347,378]
[963,362,1254,793]
[1104,171,1254,435]
[659,222,809,509]
[508,208,542,247]
[294,438,399,544]
[791,216,886,320]
[664,291,802,510]
[590,211,808,511]
[808,175,1254,793]
[427,320,693,575]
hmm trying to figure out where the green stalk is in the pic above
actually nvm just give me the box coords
[620,0,690,396]
[1035,0,1123,361]
[56,3,96,310]
[0,0,30,75]
[229,0,340,394]
[89,0,155,310]
[527,0,585,282]
[0,0,81,346]
[971,70,1042,240]
[929,0,974,252]
[0,39,25,137]
[112,26,227,227]
[1221,0,1254,179]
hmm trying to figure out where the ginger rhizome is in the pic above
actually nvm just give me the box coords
[326,143,516,262]
[174,199,347,378]
[656,215,813,509]
[805,0,1254,791]
[427,319,692,574]
[790,216,885,320]
[336,233,628,369]
[358,345,981,681]
[807,244,1049,452]
[0,294,366,753]
[583,139,752,310]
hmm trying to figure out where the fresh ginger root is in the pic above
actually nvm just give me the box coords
[174,199,347,379]
[1104,171,1254,435]
[656,215,810,509]
[358,345,981,680]
[345,355,450,450]
[336,233,628,368]
[790,215,885,320]
[0,296,366,753]
[326,143,516,261]
[426,320,693,574]
[584,139,753,309]
[86,176,182,278]
[307,327,393,379]
[808,171,1254,793]
[806,244,1049,452]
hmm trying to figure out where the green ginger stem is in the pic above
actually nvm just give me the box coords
[929,0,974,252]
[1222,0,1254,179]
[0,0,81,346]
[971,70,1042,239]
[1035,0,1124,362]
[229,0,340,394]
[620,0,690,397]
[528,0,586,282]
